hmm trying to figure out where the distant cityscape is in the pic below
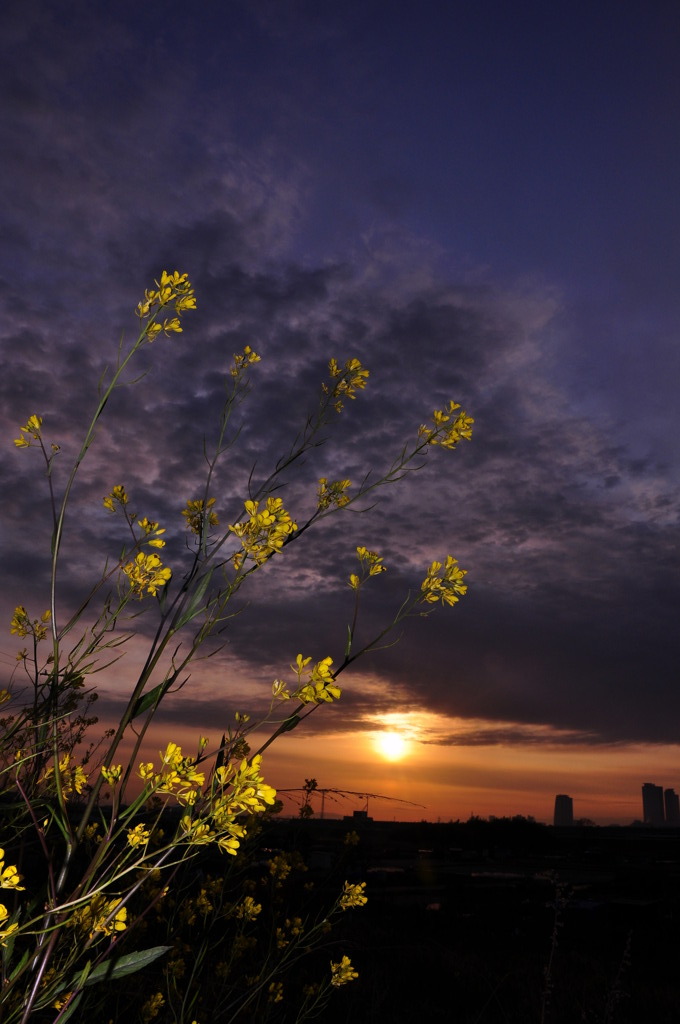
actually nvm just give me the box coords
[553,783,680,827]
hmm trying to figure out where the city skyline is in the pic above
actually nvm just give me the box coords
[2,2,680,824]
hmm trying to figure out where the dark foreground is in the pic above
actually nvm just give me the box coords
[274,816,680,1024]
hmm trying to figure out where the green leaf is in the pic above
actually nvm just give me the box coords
[173,568,215,630]
[83,945,171,987]
[74,959,93,989]
[280,714,301,734]
[7,948,29,982]
[131,681,170,720]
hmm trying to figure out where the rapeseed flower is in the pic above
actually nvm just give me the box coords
[123,552,172,598]
[330,955,358,987]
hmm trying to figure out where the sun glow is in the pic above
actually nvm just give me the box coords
[374,731,411,761]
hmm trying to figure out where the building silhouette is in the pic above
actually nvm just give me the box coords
[642,782,665,826]
[664,788,680,826]
[553,794,574,827]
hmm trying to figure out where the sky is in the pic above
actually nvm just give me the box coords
[1,0,679,824]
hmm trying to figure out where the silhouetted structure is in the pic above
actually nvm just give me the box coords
[664,788,680,826]
[553,794,574,827]
[642,782,665,826]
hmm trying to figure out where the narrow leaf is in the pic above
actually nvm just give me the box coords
[83,945,171,987]
[131,681,170,720]
[57,991,83,1023]
[173,568,215,630]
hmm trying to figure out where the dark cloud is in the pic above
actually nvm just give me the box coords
[1,0,679,765]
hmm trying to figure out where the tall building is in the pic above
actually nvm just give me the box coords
[642,782,665,826]
[664,788,680,826]
[553,794,574,827]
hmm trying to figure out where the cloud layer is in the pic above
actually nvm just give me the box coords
[1,1,679,757]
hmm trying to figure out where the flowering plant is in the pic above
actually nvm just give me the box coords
[1,271,472,1022]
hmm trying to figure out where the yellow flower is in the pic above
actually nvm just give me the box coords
[101,764,123,786]
[231,344,261,379]
[103,484,130,512]
[234,896,262,920]
[141,992,165,1022]
[69,895,127,939]
[290,654,342,704]
[323,357,369,412]
[418,400,474,449]
[40,754,87,797]
[182,497,219,535]
[13,414,43,448]
[0,851,24,891]
[0,904,19,947]
[137,517,166,548]
[348,546,387,589]
[419,555,468,608]
[317,477,351,510]
[229,497,297,569]
[339,880,367,910]
[268,981,283,1004]
[122,552,172,598]
[9,606,50,641]
[145,322,163,342]
[136,270,196,321]
[127,824,151,848]
[9,607,29,637]
[330,955,359,987]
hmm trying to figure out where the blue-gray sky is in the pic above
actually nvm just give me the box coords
[1,0,679,780]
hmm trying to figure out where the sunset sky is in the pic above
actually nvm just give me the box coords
[2,1,680,824]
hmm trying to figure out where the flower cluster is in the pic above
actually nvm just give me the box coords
[0,850,25,891]
[68,894,127,939]
[9,606,51,641]
[104,487,166,550]
[317,477,351,511]
[141,992,165,1022]
[13,414,43,449]
[138,742,205,804]
[41,753,87,797]
[182,497,219,535]
[273,654,342,704]
[348,546,387,590]
[101,764,122,787]
[179,755,277,856]
[136,517,166,549]
[230,344,261,379]
[330,955,359,987]
[229,498,297,570]
[122,552,172,598]
[102,484,130,513]
[214,755,277,816]
[126,824,151,848]
[234,896,262,921]
[418,400,474,449]
[323,357,369,412]
[338,880,367,910]
[135,270,197,342]
[420,556,468,607]
[0,905,19,947]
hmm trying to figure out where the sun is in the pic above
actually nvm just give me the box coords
[374,731,411,762]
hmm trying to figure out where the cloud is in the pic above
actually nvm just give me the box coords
[1,1,679,761]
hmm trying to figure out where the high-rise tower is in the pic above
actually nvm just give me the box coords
[553,794,574,827]
[642,782,665,826]
[664,788,680,826]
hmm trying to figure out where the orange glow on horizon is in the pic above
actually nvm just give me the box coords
[93,712,680,826]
